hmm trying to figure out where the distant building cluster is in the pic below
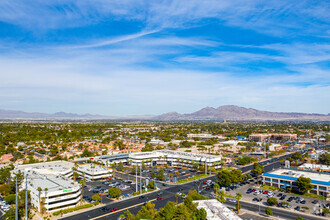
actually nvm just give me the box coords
[249,133,297,142]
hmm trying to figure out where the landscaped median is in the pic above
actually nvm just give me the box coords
[174,174,210,184]
[53,202,99,216]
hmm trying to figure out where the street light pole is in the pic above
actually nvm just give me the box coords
[135,164,138,192]
[140,165,142,194]
[15,177,18,220]
[25,174,28,220]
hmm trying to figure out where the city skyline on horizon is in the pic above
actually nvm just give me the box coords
[0,1,329,115]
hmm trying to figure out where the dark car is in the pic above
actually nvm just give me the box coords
[139,196,145,199]
[312,200,318,204]
[100,207,110,212]
[300,200,306,204]
[294,206,301,211]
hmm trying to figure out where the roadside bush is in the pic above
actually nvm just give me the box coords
[265,207,273,216]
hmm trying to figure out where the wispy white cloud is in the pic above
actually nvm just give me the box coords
[0,0,329,36]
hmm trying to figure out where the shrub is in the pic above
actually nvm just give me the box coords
[265,207,273,216]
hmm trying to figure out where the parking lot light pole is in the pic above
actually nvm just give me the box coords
[135,164,138,192]
[205,158,207,175]
[140,165,142,194]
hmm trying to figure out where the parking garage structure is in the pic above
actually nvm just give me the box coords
[15,169,82,213]
[77,163,112,181]
[14,160,74,178]
[262,168,330,196]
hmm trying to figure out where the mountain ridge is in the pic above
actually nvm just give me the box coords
[0,105,329,121]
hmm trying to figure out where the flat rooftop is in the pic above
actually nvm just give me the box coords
[130,150,221,160]
[197,199,241,220]
[264,169,330,186]
[25,170,79,193]
[78,164,110,173]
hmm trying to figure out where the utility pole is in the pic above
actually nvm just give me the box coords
[205,158,207,175]
[135,164,138,192]
[25,174,28,220]
[15,177,18,220]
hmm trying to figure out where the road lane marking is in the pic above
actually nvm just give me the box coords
[90,198,157,220]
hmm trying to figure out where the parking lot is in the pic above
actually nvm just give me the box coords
[81,177,138,204]
[117,166,205,183]
[225,179,330,216]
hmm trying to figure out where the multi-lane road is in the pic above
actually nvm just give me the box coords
[61,151,326,220]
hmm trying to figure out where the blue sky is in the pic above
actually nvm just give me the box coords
[0,0,329,115]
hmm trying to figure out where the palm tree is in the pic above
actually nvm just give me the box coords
[213,183,219,199]
[37,187,42,212]
[72,166,78,182]
[79,178,85,203]
[218,190,226,203]
[175,193,179,203]
[235,193,242,214]
[119,214,125,220]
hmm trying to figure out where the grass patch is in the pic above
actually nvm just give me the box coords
[290,191,326,200]
[261,185,278,191]
[53,202,98,216]
[174,174,210,184]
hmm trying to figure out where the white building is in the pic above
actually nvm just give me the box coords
[77,164,112,181]
[187,133,215,139]
[196,199,242,220]
[13,164,81,213]
[129,150,222,169]
[14,160,74,178]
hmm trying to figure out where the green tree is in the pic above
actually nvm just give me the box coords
[213,183,219,199]
[296,216,303,220]
[217,169,242,187]
[265,207,273,216]
[155,201,176,220]
[136,202,157,220]
[251,163,264,184]
[194,208,207,220]
[218,190,226,203]
[318,153,330,165]
[147,181,155,190]
[296,176,313,194]
[4,194,16,204]
[235,193,242,214]
[173,203,191,220]
[108,187,121,199]
[92,193,101,202]
[125,209,135,220]
[267,197,278,206]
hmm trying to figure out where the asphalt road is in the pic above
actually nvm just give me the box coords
[61,154,317,220]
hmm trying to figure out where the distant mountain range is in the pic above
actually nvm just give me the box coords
[0,105,329,121]
[154,105,330,121]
